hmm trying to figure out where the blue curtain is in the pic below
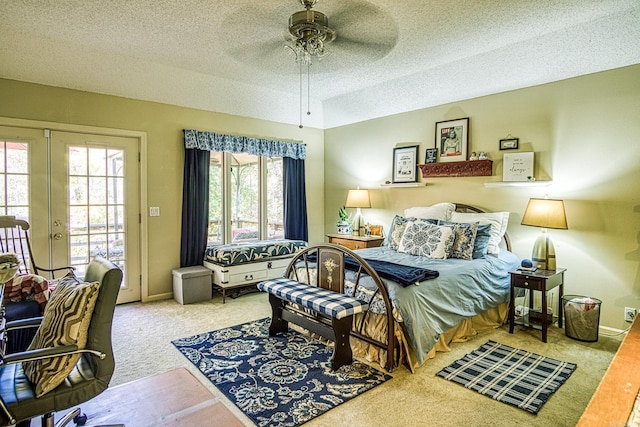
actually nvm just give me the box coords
[283,157,308,241]
[180,148,210,267]
[180,130,308,267]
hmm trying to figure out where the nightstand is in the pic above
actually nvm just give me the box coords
[326,234,384,250]
[508,268,566,343]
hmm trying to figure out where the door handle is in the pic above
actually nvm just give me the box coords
[53,232,63,240]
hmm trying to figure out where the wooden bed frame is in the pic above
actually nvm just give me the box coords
[279,203,511,372]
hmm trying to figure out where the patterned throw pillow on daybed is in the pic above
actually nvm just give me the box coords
[23,274,101,397]
[397,221,455,259]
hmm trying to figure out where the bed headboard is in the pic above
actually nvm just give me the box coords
[454,203,511,252]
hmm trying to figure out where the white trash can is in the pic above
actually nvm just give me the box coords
[172,266,212,304]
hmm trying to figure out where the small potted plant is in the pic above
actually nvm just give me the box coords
[336,206,352,235]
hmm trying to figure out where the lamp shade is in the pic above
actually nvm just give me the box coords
[345,189,371,208]
[521,198,568,229]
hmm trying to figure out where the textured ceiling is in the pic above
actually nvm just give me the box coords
[1,0,639,129]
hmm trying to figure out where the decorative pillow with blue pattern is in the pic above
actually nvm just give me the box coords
[397,221,455,259]
[438,220,479,260]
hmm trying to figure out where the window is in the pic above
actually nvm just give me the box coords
[0,140,29,218]
[207,152,283,245]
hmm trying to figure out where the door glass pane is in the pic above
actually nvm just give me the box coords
[0,141,29,219]
[231,153,258,243]
[267,157,284,240]
[208,151,223,246]
[68,146,126,279]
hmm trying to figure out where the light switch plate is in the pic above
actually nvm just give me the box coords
[149,207,160,217]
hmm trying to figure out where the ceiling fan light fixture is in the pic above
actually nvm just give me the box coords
[287,3,336,64]
[285,0,336,128]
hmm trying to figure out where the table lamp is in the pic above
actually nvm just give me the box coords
[521,198,568,270]
[345,188,371,236]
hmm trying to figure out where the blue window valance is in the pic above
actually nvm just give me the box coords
[184,129,306,160]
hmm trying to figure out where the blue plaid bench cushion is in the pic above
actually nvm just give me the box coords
[257,277,369,320]
[204,239,307,267]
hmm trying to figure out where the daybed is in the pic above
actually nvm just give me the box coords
[203,239,307,302]
[282,203,519,372]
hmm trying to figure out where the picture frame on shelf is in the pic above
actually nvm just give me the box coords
[499,137,519,150]
[503,152,534,181]
[424,148,437,163]
[436,117,469,162]
[392,145,419,183]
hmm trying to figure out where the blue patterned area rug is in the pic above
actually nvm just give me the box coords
[436,340,576,414]
[172,318,391,426]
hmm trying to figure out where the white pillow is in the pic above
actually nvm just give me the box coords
[397,221,455,259]
[404,203,455,221]
[450,211,509,255]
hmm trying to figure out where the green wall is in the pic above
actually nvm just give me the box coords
[2,64,638,331]
[0,79,325,300]
[324,64,640,331]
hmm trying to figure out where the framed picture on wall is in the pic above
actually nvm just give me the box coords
[424,148,437,163]
[435,117,469,162]
[392,145,419,183]
[499,137,519,150]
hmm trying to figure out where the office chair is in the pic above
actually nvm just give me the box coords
[0,256,122,427]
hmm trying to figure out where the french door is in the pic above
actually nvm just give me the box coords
[0,125,141,304]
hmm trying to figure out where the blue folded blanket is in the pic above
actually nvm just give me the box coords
[343,257,439,287]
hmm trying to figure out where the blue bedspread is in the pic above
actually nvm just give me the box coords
[352,247,520,366]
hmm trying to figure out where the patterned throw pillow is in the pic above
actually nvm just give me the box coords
[397,221,455,259]
[385,216,438,250]
[450,211,510,255]
[23,274,101,397]
[385,215,414,250]
[438,220,479,260]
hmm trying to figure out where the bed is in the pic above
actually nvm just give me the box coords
[284,203,520,372]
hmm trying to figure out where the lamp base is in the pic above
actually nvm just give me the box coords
[531,232,556,270]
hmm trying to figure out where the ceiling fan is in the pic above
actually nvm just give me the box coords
[221,0,398,74]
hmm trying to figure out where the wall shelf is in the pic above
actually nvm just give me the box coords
[483,181,552,187]
[380,182,425,187]
[418,160,492,177]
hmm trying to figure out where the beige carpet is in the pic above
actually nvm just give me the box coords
[108,291,621,427]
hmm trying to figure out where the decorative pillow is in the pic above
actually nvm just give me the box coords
[385,216,438,250]
[450,211,509,255]
[385,215,413,249]
[23,274,101,397]
[472,224,492,259]
[404,202,456,221]
[397,221,455,259]
[438,220,478,260]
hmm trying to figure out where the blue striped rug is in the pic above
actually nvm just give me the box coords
[436,340,576,414]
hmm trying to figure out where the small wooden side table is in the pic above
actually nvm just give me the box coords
[326,234,384,251]
[508,268,566,343]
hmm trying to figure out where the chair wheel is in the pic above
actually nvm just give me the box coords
[74,413,88,425]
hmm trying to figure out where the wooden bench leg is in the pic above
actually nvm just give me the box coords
[267,293,288,336]
[331,315,353,371]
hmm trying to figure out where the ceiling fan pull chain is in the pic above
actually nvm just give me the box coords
[299,59,303,128]
[307,61,311,117]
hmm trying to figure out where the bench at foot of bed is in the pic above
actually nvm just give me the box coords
[258,277,369,371]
